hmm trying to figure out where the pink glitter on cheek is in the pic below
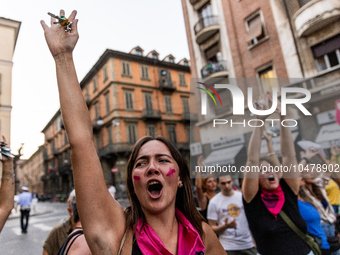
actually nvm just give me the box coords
[133,176,140,180]
[166,168,176,177]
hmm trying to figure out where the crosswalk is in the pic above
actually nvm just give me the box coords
[5,215,68,236]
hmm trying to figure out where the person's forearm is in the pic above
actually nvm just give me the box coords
[0,161,15,210]
[54,53,93,144]
[280,115,297,166]
[211,224,228,235]
[244,126,262,178]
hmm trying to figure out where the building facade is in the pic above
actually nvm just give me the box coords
[18,146,44,196]
[0,17,20,147]
[41,47,193,198]
[182,0,340,180]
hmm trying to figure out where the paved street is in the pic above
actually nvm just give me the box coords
[1,202,69,255]
[0,199,130,254]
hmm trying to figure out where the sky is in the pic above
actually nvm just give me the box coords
[1,0,190,159]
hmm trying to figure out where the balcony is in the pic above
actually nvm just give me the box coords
[294,0,340,37]
[180,112,198,123]
[141,109,162,121]
[194,16,219,44]
[98,142,134,157]
[201,61,228,79]
[284,66,340,102]
[52,148,59,156]
[159,81,176,92]
[59,164,72,175]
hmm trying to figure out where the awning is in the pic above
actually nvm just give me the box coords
[315,123,340,149]
[204,144,244,166]
[260,132,299,155]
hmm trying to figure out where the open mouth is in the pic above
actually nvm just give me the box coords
[147,180,163,199]
[268,174,275,182]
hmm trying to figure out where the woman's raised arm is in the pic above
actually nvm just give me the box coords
[41,10,125,254]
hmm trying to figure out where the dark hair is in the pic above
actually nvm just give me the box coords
[125,136,205,239]
[259,156,278,168]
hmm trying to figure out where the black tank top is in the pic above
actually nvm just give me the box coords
[132,234,143,255]
[199,196,210,221]
[57,229,84,255]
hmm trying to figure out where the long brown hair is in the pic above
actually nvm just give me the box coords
[125,136,205,239]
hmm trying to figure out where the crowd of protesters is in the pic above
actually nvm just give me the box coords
[1,9,340,255]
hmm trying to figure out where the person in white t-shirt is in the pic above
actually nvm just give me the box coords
[107,184,116,199]
[207,175,257,255]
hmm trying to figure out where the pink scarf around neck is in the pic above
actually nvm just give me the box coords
[134,208,205,255]
[261,184,285,218]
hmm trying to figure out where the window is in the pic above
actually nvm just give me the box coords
[147,125,156,137]
[105,93,110,114]
[122,62,131,77]
[93,76,97,92]
[94,102,99,119]
[85,84,89,98]
[124,91,134,110]
[246,13,266,46]
[258,66,277,93]
[144,93,153,112]
[159,69,172,88]
[135,49,142,56]
[185,126,191,143]
[141,65,149,80]
[127,124,137,144]
[312,34,340,72]
[200,4,214,28]
[96,133,101,149]
[107,125,113,144]
[152,53,158,59]
[64,133,68,145]
[169,57,174,63]
[298,0,313,7]
[167,125,177,145]
[182,97,190,113]
[179,73,186,87]
[164,95,173,114]
[183,60,189,67]
[103,64,108,82]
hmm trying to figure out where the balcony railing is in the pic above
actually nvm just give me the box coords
[159,81,176,92]
[141,109,162,121]
[194,16,218,34]
[201,61,228,78]
[180,112,198,123]
[98,143,134,157]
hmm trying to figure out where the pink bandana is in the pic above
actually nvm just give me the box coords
[135,208,205,255]
[261,185,285,218]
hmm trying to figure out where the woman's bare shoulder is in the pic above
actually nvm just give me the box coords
[202,222,225,254]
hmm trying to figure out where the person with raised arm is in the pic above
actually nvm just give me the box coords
[195,155,217,221]
[41,10,225,255]
[0,136,15,233]
[242,94,313,255]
